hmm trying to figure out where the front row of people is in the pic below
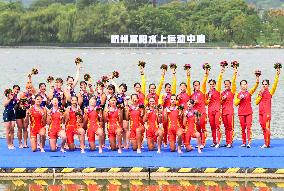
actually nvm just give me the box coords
[24,94,202,154]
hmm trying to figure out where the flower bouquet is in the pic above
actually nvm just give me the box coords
[274,62,282,70]
[254,70,262,77]
[202,63,211,71]
[220,61,228,67]
[112,71,119,79]
[231,61,239,68]
[75,57,83,65]
[101,76,109,83]
[138,61,146,68]
[47,76,54,83]
[169,63,177,70]
[183,64,191,70]
[178,105,184,111]
[160,64,168,71]
[84,74,91,82]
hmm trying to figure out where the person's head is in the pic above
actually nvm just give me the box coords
[89,96,96,106]
[170,94,177,105]
[26,83,33,94]
[149,83,156,94]
[148,97,156,107]
[66,76,74,87]
[39,83,46,93]
[96,82,104,92]
[224,80,231,90]
[107,84,115,95]
[109,95,117,107]
[55,78,63,89]
[240,80,248,91]
[208,79,216,90]
[187,99,195,109]
[119,83,127,94]
[179,82,187,93]
[80,81,87,91]
[165,83,171,93]
[51,97,59,107]
[262,79,270,90]
[71,95,78,106]
[193,80,200,91]
[134,82,141,93]
[13,85,20,94]
[131,94,138,104]
[34,94,42,106]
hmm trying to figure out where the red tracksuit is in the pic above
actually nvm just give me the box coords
[256,74,279,147]
[235,82,258,145]
[192,90,207,145]
[221,89,235,145]
[207,88,222,145]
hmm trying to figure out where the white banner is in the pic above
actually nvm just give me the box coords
[111,34,206,44]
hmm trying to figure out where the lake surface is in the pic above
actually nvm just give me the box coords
[0,48,283,139]
[1,178,284,191]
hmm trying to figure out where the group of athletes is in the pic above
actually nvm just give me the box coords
[2,59,281,154]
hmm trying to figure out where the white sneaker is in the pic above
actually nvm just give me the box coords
[137,149,142,154]
[226,144,232,148]
[81,149,85,154]
[200,145,205,149]
[215,144,220,148]
[246,144,251,148]
[240,144,246,147]
[118,149,122,154]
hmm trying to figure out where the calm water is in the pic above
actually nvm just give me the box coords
[0,178,284,191]
[0,48,284,139]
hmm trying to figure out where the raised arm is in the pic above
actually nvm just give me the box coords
[216,67,224,92]
[156,69,165,97]
[141,68,146,96]
[249,76,260,95]
[269,69,280,96]
[171,70,177,94]
[231,68,237,94]
[201,69,209,94]
[186,70,191,96]
[72,64,81,89]
[234,93,241,106]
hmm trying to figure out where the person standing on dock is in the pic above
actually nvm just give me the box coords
[234,72,260,148]
[221,67,237,148]
[206,64,225,148]
[190,66,209,149]
[255,67,281,148]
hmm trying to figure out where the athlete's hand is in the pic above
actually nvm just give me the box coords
[222,95,227,100]
[186,69,190,77]
[240,94,245,99]
[277,69,280,75]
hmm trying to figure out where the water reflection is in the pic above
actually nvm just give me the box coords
[0,179,283,191]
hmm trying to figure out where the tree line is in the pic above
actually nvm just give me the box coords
[0,0,283,46]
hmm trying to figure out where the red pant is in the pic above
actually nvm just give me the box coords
[238,114,252,144]
[208,110,221,145]
[222,113,234,145]
[196,113,207,145]
[259,113,271,147]
[163,118,168,145]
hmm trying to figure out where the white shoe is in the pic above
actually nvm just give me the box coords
[118,149,122,154]
[200,145,204,149]
[215,144,220,148]
[157,150,161,154]
[246,144,251,148]
[81,149,85,154]
[240,144,246,147]
[60,148,66,153]
[137,149,142,154]
[226,144,232,148]
[40,149,45,153]
[99,148,103,153]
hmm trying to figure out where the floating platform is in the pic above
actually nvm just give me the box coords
[0,138,283,178]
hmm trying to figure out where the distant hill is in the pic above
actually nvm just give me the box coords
[2,0,284,8]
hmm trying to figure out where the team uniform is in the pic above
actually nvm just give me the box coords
[184,109,198,147]
[206,73,222,146]
[3,96,17,122]
[128,105,144,141]
[158,75,176,145]
[85,106,101,143]
[190,74,209,146]
[146,108,160,142]
[221,73,237,146]
[65,107,81,144]
[29,106,45,137]
[234,82,259,145]
[106,107,121,139]
[255,74,279,147]
[166,107,181,142]
[48,109,63,139]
